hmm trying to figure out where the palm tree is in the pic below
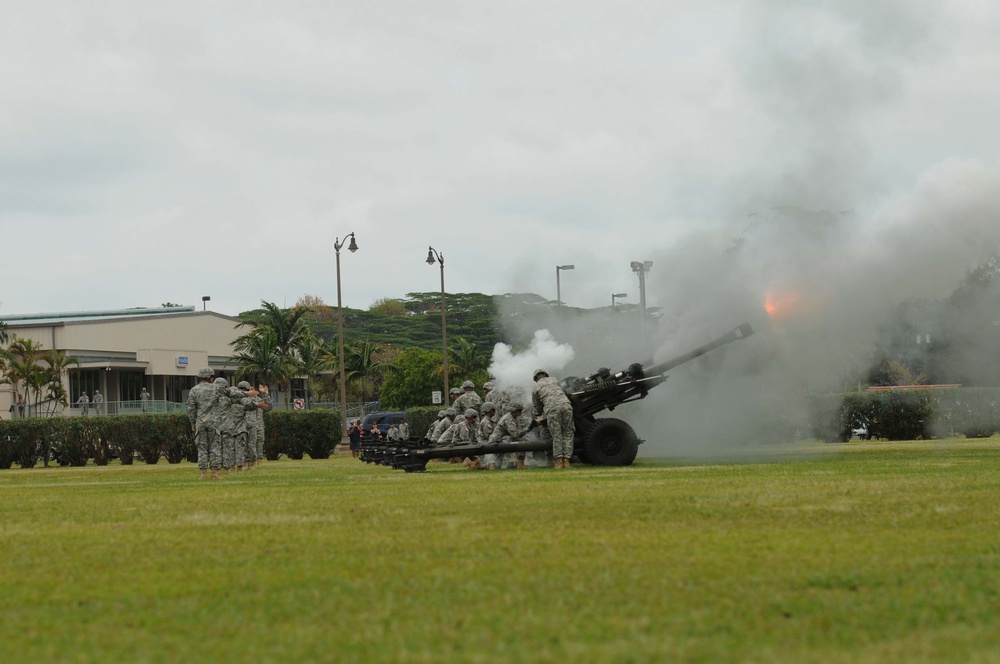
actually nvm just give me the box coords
[232,301,312,405]
[231,327,285,387]
[0,321,11,346]
[38,349,79,416]
[343,339,394,411]
[1,338,46,413]
[295,331,335,408]
[435,336,489,384]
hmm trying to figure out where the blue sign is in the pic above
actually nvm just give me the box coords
[176,356,189,367]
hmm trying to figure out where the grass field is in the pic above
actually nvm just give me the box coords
[2,440,999,663]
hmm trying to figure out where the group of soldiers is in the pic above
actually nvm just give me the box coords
[186,367,271,479]
[421,369,576,470]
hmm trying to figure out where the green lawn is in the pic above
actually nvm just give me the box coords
[2,440,999,663]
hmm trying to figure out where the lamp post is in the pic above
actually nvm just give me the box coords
[612,293,627,308]
[335,232,359,439]
[426,246,449,396]
[201,296,210,311]
[630,261,653,341]
[556,264,575,307]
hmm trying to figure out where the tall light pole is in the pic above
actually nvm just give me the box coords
[612,293,627,308]
[201,296,210,311]
[426,246,449,397]
[630,261,653,341]
[556,264,575,307]
[335,232,359,438]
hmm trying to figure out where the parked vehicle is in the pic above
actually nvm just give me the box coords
[360,411,407,441]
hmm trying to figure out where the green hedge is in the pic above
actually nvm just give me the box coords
[0,409,341,469]
[403,406,441,440]
[813,388,1000,442]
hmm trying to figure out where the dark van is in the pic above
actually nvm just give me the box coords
[360,411,407,441]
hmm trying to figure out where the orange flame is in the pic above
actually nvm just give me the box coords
[764,291,801,321]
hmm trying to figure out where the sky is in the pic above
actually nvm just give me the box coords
[4,1,1000,320]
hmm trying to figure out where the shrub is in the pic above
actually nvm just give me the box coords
[404,406,440,440]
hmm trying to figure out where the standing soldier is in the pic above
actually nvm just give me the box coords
[398,417,410,440]
[140,387,151,413]
[187,367,222,479]
[77,392,90,416]
[246,383,270,469]
[454,380,482,415]
[532,369,576,468]
[449,387,462,414]
[386,423,401,442]
[489,401,529,469]
[92,390,104,414]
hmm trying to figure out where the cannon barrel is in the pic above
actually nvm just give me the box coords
[642,322,754,377]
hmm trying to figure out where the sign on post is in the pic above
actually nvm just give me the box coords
[431,391,442,405]
[293,398,305,410]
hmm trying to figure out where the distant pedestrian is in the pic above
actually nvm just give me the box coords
[77,392,90,416]
[17,394,26,418]
[92,390,104,414]
[140,387,150,413]
[348,420,362,458]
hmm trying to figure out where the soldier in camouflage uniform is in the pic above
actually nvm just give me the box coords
[477,402,500,469]
[425,411,446,439]
[187,367,222,479]
[215,378,263,471]
[386,423,401,442]
[489,401,529,469]
[532,369,576,468]
[454,380,482,416]
[246,383,270,469]
[449,387,462,415]
[429,408,457,444]
[398,417,410,440]
[481,381,495,412]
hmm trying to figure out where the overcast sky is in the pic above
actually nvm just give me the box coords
[2,1,999,318]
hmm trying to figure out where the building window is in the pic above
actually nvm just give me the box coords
[119,371,145,402]
[165,375,195,403]
[70,370,101,403]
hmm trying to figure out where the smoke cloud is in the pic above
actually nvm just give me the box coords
[489,329,576,398]
[496,2,1000,459]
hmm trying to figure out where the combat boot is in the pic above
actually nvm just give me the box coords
[488,463,496,470]
[199,471,208,480]
[515,458,526,469]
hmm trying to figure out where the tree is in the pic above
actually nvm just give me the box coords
[295,331,335,408]
[232,301,312,405]
[38,349,79,416]
[343,338,394,407]
[380,347,444,409]
[1,338,46,413]
[231,327,285,386]
[370,298,407,317]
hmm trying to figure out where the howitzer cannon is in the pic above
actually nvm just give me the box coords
[362,322,755,472]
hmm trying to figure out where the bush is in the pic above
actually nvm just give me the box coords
[404,406,440,440]
[263,410,340,459]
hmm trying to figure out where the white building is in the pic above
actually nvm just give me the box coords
[1,306,242,416]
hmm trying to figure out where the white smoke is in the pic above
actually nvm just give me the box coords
[489,329,576,395]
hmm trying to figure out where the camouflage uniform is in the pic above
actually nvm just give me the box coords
[454,381,482,416]
[217,380,258,469]
[489,405,528,468]
[532,373,576,462]
[386,424,401,442]
[429,409,457,444]
[77,393,89,416]
[92,391,104,414]
[398,420,410,440]
[425,411,446,440]
[248,390,270,462]
[478,403,499,468]
[187,369,222,471]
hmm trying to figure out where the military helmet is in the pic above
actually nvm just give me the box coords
[464,408,478,418]
[198,367,215,378]
[437,410,447,418]
[533,368,548,381]
[237,381,252,390]
[461,380,475,390]
[214,378,228,386]
[445,407,457,416]
[481,402,496,413]
[509,401,523,412]
[483,381,494,391]
[449,387,461,395]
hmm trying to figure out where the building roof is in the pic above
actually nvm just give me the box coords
[0,306,236,327]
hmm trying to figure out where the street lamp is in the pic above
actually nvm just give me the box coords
[335,232,359,439]
[201,296,210,311]
[630,261,653,341]
[612,293,627,308]
[556,264,575,307]
[426,246,449,397]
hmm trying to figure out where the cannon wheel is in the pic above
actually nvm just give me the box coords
[583,418,638,466]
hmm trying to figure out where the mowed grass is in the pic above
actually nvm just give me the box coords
[2,441,1000,663]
